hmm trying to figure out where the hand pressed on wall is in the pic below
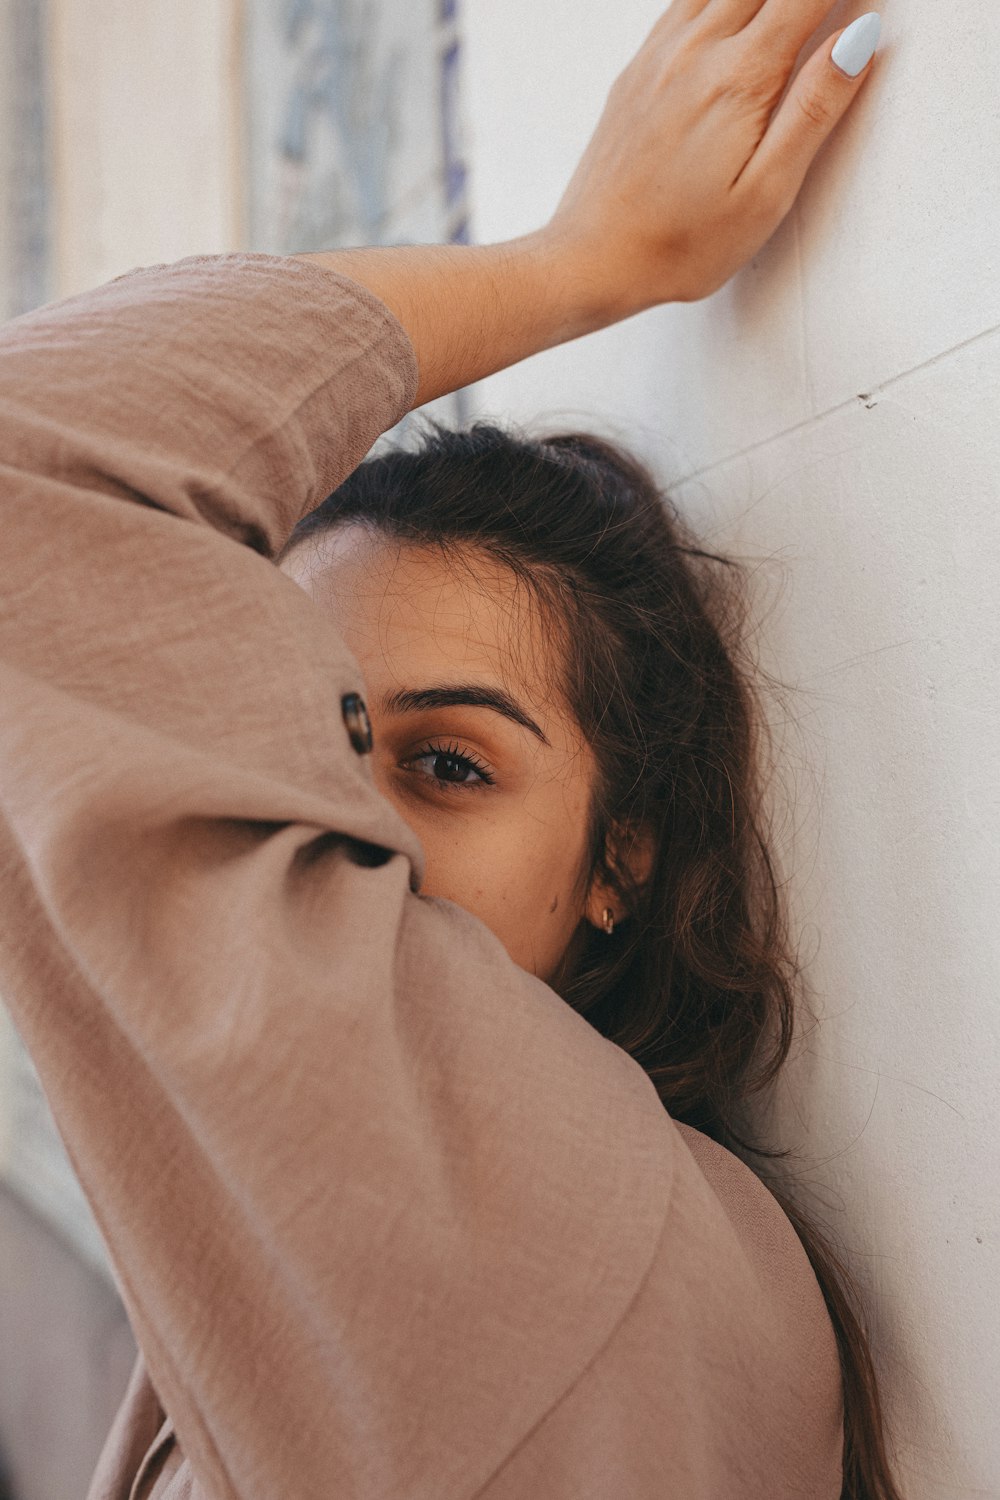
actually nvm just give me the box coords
[298,4,882,407]
[551,2,882,310]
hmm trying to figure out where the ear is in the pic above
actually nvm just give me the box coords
[583,822,656,933]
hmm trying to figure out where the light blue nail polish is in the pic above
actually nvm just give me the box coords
[831,12,882,78]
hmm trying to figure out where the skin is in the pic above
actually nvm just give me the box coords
[296,1,878,405]
[280,525,627,984]
[281,1,876,967]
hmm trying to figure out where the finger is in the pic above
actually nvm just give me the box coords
[738,0,863,57]
[637,0,709,49]
[736,13,881,214]
[653,0,715,23]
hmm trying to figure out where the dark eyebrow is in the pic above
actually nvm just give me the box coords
[379,684,550,746]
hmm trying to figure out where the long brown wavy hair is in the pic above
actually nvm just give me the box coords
[279,421,903,1500]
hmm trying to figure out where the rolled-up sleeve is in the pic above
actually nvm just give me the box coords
[0,254,688,1499]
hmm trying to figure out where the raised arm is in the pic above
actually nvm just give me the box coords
[294,3,880,406]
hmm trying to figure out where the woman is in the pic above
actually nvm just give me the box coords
[0,4,896,1498]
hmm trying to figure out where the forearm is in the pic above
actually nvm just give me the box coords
[292,230,620,410]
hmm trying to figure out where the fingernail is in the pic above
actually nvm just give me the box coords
[831,12,882,78]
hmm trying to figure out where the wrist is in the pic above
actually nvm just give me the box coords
[513,224,648,339]
[551,173,695,314]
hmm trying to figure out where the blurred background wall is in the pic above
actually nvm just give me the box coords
[461,2,1000,1498]
[2,1,998,1499]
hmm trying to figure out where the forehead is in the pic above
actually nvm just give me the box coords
[280,524,566,716]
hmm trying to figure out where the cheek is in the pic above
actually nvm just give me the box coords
[401,799,591,978]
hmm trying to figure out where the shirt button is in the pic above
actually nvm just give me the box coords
[341,692,373,755]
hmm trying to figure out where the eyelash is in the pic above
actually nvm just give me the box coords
[401,740,497,792]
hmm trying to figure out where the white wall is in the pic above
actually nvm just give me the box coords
[47,0,245,298]
[463,3,1000,1497]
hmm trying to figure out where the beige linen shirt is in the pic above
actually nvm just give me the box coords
[0,253,843,1499]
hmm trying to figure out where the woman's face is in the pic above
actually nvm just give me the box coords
[280,525,618,984]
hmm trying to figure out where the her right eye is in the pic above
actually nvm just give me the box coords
[401,741,496,792]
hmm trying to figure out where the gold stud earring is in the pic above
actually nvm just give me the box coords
[602,907,615,936]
